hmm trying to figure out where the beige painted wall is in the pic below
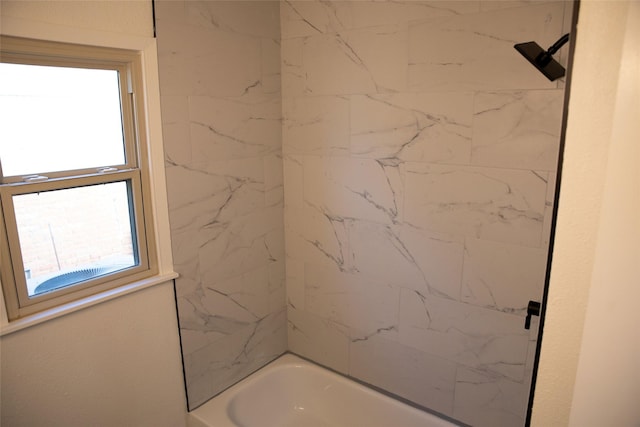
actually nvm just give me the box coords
[0,0,153,38]
[0,2,187,426]
[532,1,639,425]
[568,1,640,425]
[1,283,186,427]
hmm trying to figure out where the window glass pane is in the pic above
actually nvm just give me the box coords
[12,181,138,297]
[0,62,125,177]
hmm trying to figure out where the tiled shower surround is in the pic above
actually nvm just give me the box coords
[157,1,572,426]
[156,1,287,409]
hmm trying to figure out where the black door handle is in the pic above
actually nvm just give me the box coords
[525,300,541,330]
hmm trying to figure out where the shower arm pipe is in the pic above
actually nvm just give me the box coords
[538,33,570,65]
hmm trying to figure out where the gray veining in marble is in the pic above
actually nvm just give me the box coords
[282,1,572,426]
[157,0,572,424]
[156,0,286,410]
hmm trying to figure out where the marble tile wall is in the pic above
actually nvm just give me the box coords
[155,0,571,422]
[281,1,572,426]
[155,1,286,409]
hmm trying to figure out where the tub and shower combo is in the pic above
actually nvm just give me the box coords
[188,354,458,427]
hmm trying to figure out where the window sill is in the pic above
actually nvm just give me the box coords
[0,271,178,337]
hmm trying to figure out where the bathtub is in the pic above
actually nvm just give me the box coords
[188,353,458,427]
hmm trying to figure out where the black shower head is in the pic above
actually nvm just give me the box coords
[514,34,569,82]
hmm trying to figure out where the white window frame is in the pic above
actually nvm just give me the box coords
[0,34,174,326]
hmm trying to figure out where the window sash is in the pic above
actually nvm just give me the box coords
[0,55,138,184]
[0,171,150,316]
[0,36,157,320]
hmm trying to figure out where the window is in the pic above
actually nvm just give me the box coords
[0,36,158,320]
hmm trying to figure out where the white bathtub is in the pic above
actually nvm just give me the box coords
[188,353,458,427]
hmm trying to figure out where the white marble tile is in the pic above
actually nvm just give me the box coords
[347,221,438,296]
[280,37,306,97]
[303,156,402,224]
[164,162,224,219]
[283,155,304,210]
[155,1,189,95]
[282,96,350,155]
[265,221,285,264]
[403,163,547,247]
[159,1,281,96]
[176,292,229,355]
[185,1,280,40]
[285,201,352,274]
[480,1,543,12]
[202,266,272,323]
[156,4,262,97]
[281,1,480,38]
[462,237,547,313]
[399,289,529,381]
[280,0,351,39]
[347,1,480,29]
[303,263,350,327]
[396,224,465,300]
[284,30,391,95]
[198,206,283,284]
[176,265,281,357]
[168,228,201,286]
[302,25,408,95]
[288,306,350,374]
[284,256,305,310]
[177,285,262,359]
[264,153,284,208]
[408,3,564,91]
[262,38,282,94]
[268,260,287,313]
[160,0,567,418]
[190,94,281,161]
[304,263,400,340]
[183,366,215,411]
[189,309,286,382]
[335,25,408,94]
[350,93,473,163]
[453,366,527,427]
[471,90,564,171]
[160,95,191,165]
[281,152,307,294]
[165,158,264,233]
[158,0,287,413]
[349,332,457,417]
[185,309,287,408]
[350,94,419,159]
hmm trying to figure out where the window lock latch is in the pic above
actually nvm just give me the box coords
[98,167,118,173]
[23,175,49,183]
